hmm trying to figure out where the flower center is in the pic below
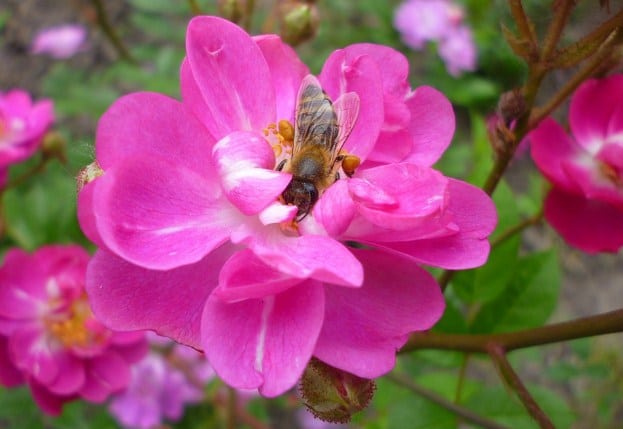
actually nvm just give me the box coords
[264,120,294,166]
[47,294,110,348]
[598,161,622,188]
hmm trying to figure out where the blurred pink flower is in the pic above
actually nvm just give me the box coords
[0,89,53,168]
[109,338,211,429]
[530,74,623,253]
[31,24,87,59]
[393,0,477,75]
[0,245,147,415]
[78,16,495,397]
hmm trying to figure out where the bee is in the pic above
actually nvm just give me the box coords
[277,75,360,220]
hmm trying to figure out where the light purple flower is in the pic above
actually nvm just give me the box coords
[109,341,210,429]
[438,26,477,76]
[394,0,477,75]
[31,24,87,59]
[0,89,53,168]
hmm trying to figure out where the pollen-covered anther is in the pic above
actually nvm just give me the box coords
[278,119,295,143]
[272,144,283,158]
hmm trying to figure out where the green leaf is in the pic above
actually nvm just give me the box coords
[0,387,44,429]
[469,249,560,333]
[463,385,576,429]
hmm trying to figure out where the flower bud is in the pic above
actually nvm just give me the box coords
[299,358,375,424]
[278,1,319,46]
[41,131,67,163]
[497,88,525,127]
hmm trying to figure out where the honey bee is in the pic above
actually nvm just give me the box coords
[277,75,360,220]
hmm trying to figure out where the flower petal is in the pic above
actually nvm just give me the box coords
[0,336,24,387]
[253,35,309,122]
[213,131,291,215]
[312,180,356,237]
[92,155,236,270]
[214,249,304,302]
[202,280,324,396]
[86,246,235,349]
[570,75,623,151]
[95,92,215,174]
[185,16,275,138]
[544,188,623,253]
[320,49,384,161]
[29,379,68,416]
[314,248,444,378]
[80,350,129,402]
[404,85,455,166]
[530,117,581,192]
[47,354,85,395]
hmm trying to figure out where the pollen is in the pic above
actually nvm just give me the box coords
[47,296,108,348]
[278,119,295,142]
[599,161,622,187]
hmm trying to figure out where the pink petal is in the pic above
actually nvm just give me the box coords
[370,179,496,269]
[319,50,384,161]
[314,248,444,378]
[92,155,235,270]
[365,100,412,165]
[253,35,309,121]
[202,280,325,396]
[77,180,105,248]
[95,92,215,173]
[544,187,623,253]
[185,16,275,138]
[236,225,363,287]
[215,249,304,302]
[213,131,291,215]
[80,350,129,402]
[29,379,69,415]
[0,250,47,319]
[47,354,85,395]
[404,86,456,166]
[10,327,59,384]
[530,117,581,191]
[86,245,235,349]
[570,76,623,151]
[312,180,356,237]
[0,336,24,387]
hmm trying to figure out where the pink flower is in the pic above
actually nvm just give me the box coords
[31,24,87,59]
[0,89,54,168]
[0,245,148,415]
[109,338,211,429]
[530,75,623,253]
[393,0,477,76]
[78,16,495,397]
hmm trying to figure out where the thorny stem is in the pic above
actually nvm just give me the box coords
[508,0,538,56]
[402,309,623,353]
[90,0,136,63]
[531,28,623,127]
[488,345,555,429]
[387,373,510,429]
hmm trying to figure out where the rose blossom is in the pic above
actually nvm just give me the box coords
[0,89,53,169]
[78,16,495,397]
[0,245,147,415]
[530,74,623,252]
[31,24,87,59]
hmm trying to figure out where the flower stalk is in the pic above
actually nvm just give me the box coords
[89,0,136,63]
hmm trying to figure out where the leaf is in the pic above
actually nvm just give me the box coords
[469,249,560,333]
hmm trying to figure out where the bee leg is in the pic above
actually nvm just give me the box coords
[335,172,340,181]
[276,159,287,171]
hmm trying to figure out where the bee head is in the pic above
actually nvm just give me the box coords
[282,179,318,220]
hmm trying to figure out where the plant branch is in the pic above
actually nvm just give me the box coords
[491,208,544,248]
[541,0,575,61]
[187,0,203,15]
[531,28,623,127]
[488,345,555,429]
[402,309,623,353]
[3,156,50,191]
[508,0,538,55]
[226,387,237,429]
[90,0,136,63]
[387,373,510,429]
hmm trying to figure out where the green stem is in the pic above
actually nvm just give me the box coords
[90,0,136,63]
[226,387,237,429]
[402,309,623,353]
[454,354,470,404]
[242,0,255,31]
[490,208,544,249]
[387,373,510,429]
[488,345,555,429]
[3,157,50,191]
[187,0,203,15]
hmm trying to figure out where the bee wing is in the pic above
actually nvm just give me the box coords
[293,75,338,156]
[332,91,360,160]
